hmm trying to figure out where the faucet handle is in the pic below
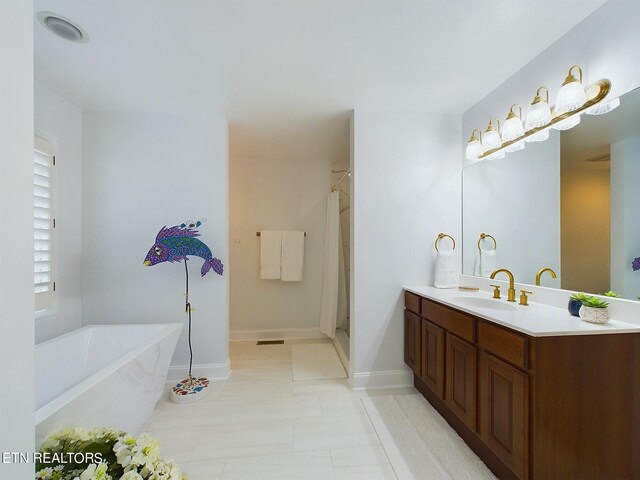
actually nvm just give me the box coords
[519,290,532,306]
[490,284,501,299]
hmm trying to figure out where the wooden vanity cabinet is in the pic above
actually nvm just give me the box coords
[445,332,477,430]
[404,291,640,479]
[420,319,445,398]
[403,292,421,375]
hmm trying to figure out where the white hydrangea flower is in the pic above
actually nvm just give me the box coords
[79,463,111,480]
[119,472,143,480]
[35,467,53,479]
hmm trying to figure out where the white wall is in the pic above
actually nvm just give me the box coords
[34,82,84,342]
[611,138,640,299]
[229,153,330,337]
[0,1,34,476]
[462,134,561,286]
[82,112,230,378]
[352,110,461,387]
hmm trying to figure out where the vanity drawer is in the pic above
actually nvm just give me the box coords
[405,291,421,315]
[422,298,475,343]
[478,322,528,370]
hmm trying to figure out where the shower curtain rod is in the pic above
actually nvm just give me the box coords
[331,169,351,192]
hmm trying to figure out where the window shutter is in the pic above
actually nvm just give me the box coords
[34,136,54,311]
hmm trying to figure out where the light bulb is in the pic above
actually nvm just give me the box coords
[481,120,502,152]
[555,65,587,115]
[553,115,581,131]
[586,97,620,115]
[465,129,483,160]
[502,104,525,142]
[525,87,552,130]
[505,141,525,153]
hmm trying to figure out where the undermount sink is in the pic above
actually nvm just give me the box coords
[450,296,519,312]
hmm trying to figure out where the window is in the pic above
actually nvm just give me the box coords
[34,136,55,312]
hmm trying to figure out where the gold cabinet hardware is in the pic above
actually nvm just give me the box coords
[535,267,557,286]
[490,268,516,302]
[490,284,501,299]
[519,290,532,306]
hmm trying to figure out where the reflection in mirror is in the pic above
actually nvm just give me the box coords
[561,87,640,300]
[463,87,640,300]
[462,134,561,287]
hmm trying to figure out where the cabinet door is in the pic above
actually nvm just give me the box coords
[445,333,477,430]
[404,310,421,375]
[480,353,528,480]
[420,319,445,398]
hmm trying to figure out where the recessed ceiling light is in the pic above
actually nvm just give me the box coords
[37,11,89,43]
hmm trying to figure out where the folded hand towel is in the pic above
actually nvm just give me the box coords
[434,249,458,289]
[281,230,305,282]
[260,230,282,279]
[480,248,497,278]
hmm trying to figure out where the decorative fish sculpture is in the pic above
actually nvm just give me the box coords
[143,224,223,276]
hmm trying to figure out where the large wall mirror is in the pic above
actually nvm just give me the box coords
[463,87,640,301]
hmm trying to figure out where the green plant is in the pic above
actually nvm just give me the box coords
[602,291,622,298]
[581,296,609,309]
[569,292,590,302]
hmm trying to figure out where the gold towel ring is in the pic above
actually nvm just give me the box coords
[435,233,456,252]
[478,233,497,251]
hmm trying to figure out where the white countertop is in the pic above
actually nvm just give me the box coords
[404,285,640,337]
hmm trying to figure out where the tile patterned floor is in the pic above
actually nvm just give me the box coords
[141,339,407,479]
[140,339,489,480]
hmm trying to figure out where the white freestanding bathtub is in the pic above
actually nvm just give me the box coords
[35,323,182,446]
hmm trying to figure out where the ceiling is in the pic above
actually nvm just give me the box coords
[34,0,607,158]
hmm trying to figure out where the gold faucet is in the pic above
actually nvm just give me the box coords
[535,267,557,286]
[490,268,516,302]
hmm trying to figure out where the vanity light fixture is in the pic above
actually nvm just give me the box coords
[555,65,587,115]
[525,87,552,132]
[502,104,525,141]
[505,140,525,153]
[586,97,620,115]
[466,65,613,161]
[552,114,581,131]
[482,119,502,152]
[465,129,483,160]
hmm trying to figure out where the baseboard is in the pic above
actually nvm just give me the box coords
[167,359,230,381]
[351,369,413,390]
[229,328,327,342]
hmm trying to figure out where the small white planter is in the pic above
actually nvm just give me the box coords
[579,305,610,324]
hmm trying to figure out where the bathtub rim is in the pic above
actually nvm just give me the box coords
[35,322,182,425]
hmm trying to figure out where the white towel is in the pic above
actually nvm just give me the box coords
[281,230,305,282]
[434,249,458,289]
[479,249,497,278]
[260,230,282,279]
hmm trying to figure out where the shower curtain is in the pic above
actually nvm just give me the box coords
[319,191,347,338]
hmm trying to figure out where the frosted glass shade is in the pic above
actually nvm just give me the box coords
[525,101,552,130]
[555,81,587,115]
[525,130,550,143]
[505,140,525,153]
[552,115,581,131]
[586,97,620,115]
[502,116,525,142]
[465,139,483,160]
[482,129,502,152]
[486,150,505,160]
